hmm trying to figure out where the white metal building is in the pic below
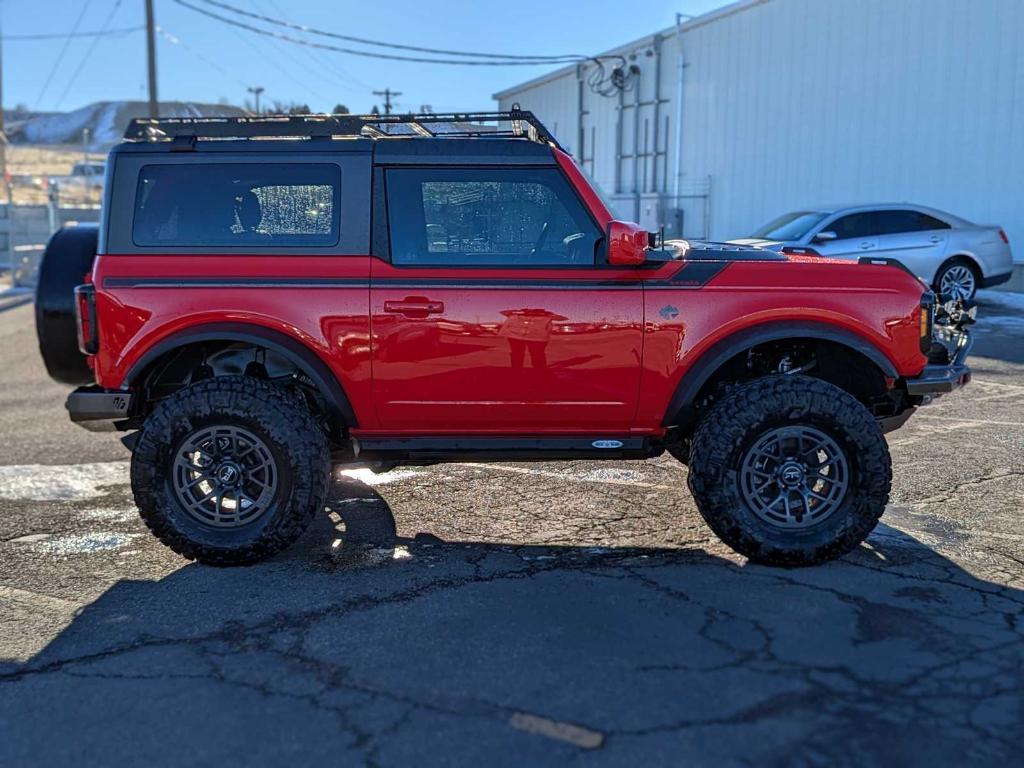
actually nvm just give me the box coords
[495,0,1024,288]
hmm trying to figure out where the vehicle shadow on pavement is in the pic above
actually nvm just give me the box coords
[2,473,1022,767]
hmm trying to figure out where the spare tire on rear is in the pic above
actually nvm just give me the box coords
[35,223,99,385]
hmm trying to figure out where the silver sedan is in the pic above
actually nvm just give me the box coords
[730,204,1014,300]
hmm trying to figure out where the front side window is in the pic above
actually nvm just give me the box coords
[826,212,876,240]
[386,167,600,266]
[133,163,340,247]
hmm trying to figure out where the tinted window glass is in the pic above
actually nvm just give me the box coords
[826,213,876,240]
[874,210,951,236]
[386,168,599,266]
[133,164,340,247]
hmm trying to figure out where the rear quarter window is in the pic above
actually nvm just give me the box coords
[132,163,341,248]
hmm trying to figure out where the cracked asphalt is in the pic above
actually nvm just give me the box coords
[1,296,1022,766]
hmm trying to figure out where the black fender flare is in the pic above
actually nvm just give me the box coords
[662,320,899,426]
[124,322,358,430]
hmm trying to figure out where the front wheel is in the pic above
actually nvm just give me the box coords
[688,375,891,566]
[130,376,330,566]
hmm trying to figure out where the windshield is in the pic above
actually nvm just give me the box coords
[751,211,828,241]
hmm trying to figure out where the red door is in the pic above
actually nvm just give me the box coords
[369,166,643,434]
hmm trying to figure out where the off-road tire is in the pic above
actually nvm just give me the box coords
[131,376,330,566]
[687,375,891,566]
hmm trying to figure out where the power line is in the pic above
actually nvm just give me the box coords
[188,0,583,63]
[223,22,331,104]
[172,0,584,66]
[34,0,95,108]
[258,0,372,94]
[172,0,630,98]
[1,26,142,41]
[158,26,248,89]
[54,0,125,109]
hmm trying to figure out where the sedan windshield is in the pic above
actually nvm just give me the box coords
[751,211,828,241]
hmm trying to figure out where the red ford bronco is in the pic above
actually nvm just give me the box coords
[35,110,973,567]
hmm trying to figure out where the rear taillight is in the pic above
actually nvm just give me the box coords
[919,291,935,354]
[998,228,1009,245]
[74,284,98,355]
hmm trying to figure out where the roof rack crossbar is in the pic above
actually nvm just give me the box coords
[122,106,562,149]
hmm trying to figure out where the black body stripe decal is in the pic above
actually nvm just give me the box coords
[648,261,730,289]
[103,262,730,290]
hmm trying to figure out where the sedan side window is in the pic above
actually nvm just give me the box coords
[874,210,951,236]
[386,167,600,267]
[825,212,876,240]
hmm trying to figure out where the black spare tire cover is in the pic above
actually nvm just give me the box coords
[35,224,99,385]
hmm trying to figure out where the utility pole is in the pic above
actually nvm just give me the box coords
[372,88,402,116]
[0,25,10,208]
[247,86,264,115]
[145,0,159,117]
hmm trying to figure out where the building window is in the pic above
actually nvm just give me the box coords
[386,167,600,266]
[133,163,341,247]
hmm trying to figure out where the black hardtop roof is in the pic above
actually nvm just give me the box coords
[121,107,562,151]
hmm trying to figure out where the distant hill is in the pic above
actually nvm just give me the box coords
[9,101,249,148]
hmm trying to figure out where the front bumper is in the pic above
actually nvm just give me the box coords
[905,328,972,397]
[66,387,133,432]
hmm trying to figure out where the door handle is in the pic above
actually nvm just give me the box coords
[384,297,445,316]
[929,236,943,243]
[859,241,874,250]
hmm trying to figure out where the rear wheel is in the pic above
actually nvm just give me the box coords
[130,376,329,566]
[934,258,978,301]
[687,375,891,566]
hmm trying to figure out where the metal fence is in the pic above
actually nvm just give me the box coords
[1,202,101,290]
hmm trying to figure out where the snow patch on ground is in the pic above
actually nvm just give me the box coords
[580,468,644,483]
[82,507,137,523]
[0,462,130,501]
[975,290,1024,331]
[337,467,421,486]
[0,461,418,502]
[24,532,142,555]
[977,289,1024,314]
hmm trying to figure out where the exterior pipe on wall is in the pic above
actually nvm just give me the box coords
[651,34,662,194]
[575,63,585,163]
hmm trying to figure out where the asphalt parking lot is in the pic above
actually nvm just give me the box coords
[1,293,1022,766]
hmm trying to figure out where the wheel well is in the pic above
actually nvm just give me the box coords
[675,337,906,434]
[128,338,349,443]
[934,254,981,285]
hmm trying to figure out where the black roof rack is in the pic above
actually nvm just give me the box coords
[123,106,562,150]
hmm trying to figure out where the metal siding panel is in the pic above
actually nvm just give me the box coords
[497,0,1024,263]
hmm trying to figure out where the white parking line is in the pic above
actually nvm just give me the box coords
[917,414,1024,428]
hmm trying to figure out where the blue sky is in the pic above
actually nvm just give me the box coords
[1,0,729,114]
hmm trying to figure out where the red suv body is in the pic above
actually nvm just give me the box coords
[36,112,972,567]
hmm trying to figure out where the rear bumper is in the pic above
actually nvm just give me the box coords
[66,387,132,432]
[905,330,973,397]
